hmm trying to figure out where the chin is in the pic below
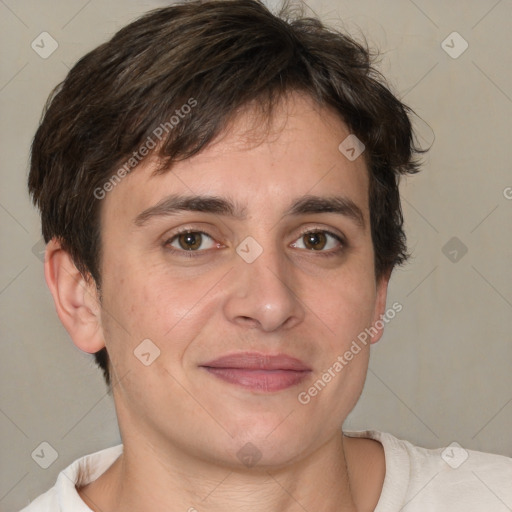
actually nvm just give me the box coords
[218,420,312,468]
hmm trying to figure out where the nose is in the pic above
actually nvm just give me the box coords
[223,241,306,332]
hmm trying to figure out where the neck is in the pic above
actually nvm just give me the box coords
[78,430,359,512]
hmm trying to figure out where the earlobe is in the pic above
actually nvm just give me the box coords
[44,238,105,354]
[369,271,391,345]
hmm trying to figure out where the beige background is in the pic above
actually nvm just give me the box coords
[1,0,511,509]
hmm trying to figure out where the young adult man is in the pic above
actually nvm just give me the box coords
[23,1,512,510]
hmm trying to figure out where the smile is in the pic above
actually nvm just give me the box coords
[200,352,312,392]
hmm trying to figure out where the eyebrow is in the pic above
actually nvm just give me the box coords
[134,193,365,229]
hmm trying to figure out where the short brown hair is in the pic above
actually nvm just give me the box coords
[29,0,423,386]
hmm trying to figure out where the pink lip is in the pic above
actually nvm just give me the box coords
[200,352,312,392]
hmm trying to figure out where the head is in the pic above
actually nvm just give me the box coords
[29,0,422,467]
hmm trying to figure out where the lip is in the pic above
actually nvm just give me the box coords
[199,352,312,392]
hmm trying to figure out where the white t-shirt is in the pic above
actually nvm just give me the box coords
[20,430,512,511]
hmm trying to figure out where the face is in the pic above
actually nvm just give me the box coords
[96,92,388,468]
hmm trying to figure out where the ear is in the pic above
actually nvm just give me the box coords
[369,269,391,345]
[44,238,105,354]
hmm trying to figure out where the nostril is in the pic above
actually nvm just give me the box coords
[239,316,259,328]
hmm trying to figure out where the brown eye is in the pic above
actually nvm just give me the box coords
[303,232,327,251]
[167,231,216,252]
[291,230,344,255]
[178,232,202,250]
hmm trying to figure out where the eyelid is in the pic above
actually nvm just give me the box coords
[295,225,346,244]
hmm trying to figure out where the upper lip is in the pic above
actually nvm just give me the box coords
[200,352,311,371]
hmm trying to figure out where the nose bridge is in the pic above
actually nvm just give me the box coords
[223,234,304,332]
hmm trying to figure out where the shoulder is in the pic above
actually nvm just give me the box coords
[19,487,57,512]
[345,429,512,511]
[402,435,512,507]
[19,444,123,512]
[20,487,56,512]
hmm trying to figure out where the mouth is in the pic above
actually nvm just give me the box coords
[199,352,312,392]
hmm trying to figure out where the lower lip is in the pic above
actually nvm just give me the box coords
[202,368,311,392]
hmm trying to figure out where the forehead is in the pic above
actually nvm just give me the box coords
[102,92,369,223]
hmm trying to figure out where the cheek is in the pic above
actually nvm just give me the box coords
[98,260,162,355]
[99,260,216,363]
[102,280,170,343]
[310,266,377,347]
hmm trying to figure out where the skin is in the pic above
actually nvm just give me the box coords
[46,92,388,512]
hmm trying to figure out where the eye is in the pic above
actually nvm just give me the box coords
[166,230,218,252]
[163,227,345,258]
[291,230,344,254]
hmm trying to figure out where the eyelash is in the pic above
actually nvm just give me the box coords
[163,227,346,259]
